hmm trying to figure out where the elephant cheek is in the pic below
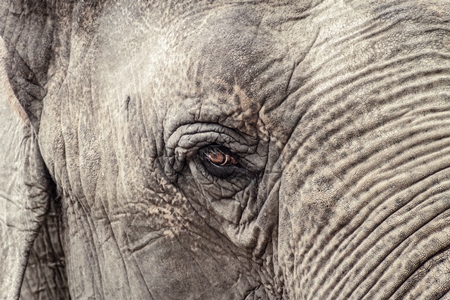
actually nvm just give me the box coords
[128,235,212,299]
[276,150,366,297]
[124,208,268,299]
[126,232,266,300]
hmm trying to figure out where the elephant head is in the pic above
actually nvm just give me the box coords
[2,0,450,299]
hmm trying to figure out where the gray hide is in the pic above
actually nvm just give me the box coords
[1,0,450,299]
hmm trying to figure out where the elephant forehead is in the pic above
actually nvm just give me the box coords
[178,8,287,83]
[91,2,319,139]
[115,5,302,88]
[157,9,300,135]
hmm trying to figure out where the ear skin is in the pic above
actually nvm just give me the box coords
[0,34,66,299]
[0,95,49,298]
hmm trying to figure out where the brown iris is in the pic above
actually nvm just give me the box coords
[206,148,237,166]
[199,145,244,179]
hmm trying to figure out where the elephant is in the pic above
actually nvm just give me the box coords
[1,0,450,299]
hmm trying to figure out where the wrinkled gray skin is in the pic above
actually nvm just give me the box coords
[1,0,450,299]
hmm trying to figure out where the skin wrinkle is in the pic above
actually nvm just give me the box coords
[278,62,450,198]
[396,244,445,299]
[378,134,450,175]
[362,205,450,299]
[400,256,450,299]
[129,251,156,300]
[69,96,106,298]
[342,180,440,268]
[342,197,450,299]
[184,209,239,258]
[320,179,450,298]
[40,217,63,292]
[296,52,450,112]
[292,52,450,125]
[369,232,450,298]
[194,179,242,226]
[342,132,450,206]
[332,119,450,201]
[311,169,448,298]
[171,229,214,287]
[318,175,450,295]
[96,205,131,298]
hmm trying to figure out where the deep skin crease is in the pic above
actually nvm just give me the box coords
[1,0,450,299]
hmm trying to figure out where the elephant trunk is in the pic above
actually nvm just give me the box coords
[274,4,450,298]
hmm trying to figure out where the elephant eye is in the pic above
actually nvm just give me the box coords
[205,148,237,166]
[199,145,241,179]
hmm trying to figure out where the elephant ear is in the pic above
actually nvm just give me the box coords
[0,1,70,299]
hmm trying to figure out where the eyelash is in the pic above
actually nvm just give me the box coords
[204,147,238,166]
[198,145,243,179]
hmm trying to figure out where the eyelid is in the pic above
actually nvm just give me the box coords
[166,124,251,155]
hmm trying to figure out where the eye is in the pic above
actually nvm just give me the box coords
[205,147,238,166]
[199,145,242,179]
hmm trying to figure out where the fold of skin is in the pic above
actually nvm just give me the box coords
[2,0,450,299]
